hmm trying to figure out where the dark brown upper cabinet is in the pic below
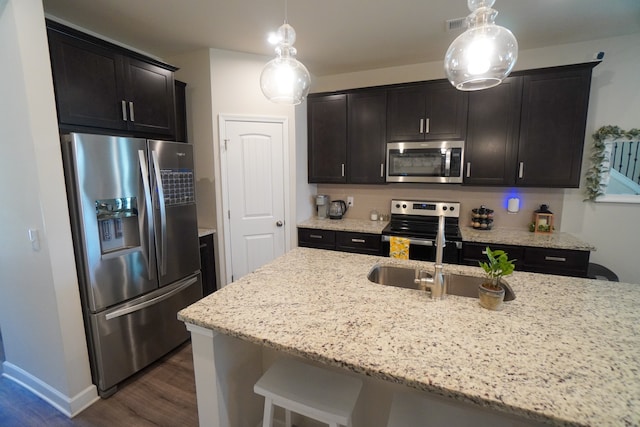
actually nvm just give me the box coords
[307,94,348,183]
[464,76,523,186]
[464,62,596,187]
[307,62,596,188]
[347,90,387,184]
[386,80,468,142]
[175,80,188,143]
[308,90,387,184]
[516,64,594,187]
[46,20,177,139]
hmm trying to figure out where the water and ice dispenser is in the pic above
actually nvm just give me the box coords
[96,197,140,255]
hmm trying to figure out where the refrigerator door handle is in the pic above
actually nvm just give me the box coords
[138,150,154,280]
[151,150,168,275]
[105,276,198,321]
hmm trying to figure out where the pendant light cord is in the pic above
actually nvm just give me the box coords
[284,0,288,24]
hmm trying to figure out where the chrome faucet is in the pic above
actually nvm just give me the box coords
[415,215,447,299]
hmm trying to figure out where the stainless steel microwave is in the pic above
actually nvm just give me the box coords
[386,141,464,183]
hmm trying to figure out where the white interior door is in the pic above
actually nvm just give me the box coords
[222,119,287,282]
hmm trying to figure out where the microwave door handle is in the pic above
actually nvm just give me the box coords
[444,150,452,177]
[138,150,154,280]
[151,150,167,276]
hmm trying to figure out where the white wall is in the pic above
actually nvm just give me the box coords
[554,34,640,284]
[170,50,217,230]
[295,101,316,223]
[170,48,316,285]
[0,0,96,416]
[311,33,640,283]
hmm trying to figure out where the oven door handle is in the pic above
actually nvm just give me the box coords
[382,235,462,249]
[382,235,433,247]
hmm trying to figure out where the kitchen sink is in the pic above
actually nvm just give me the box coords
[366,264,431,290]
[367,265,516,301]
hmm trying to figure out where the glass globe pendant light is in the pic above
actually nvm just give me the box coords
[444,0,518,91]
[260,2,311,105]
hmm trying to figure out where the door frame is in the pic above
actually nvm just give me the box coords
[217,114,291,286]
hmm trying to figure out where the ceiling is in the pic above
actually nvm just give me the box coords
[42,0,640,76]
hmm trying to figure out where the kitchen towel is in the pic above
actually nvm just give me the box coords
[389,236,410,260]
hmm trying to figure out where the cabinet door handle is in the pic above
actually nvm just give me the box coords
[309,234,323,239]
[351,238,366,243]
[466,162,471,178]
[425,117,430,133]
[341,163,345,177]
[545,256,567,262]
[380,163,384,178]
[129,102,135,122]
[419,118,424,134]
[121,100,128,121]
[518,162,524,179]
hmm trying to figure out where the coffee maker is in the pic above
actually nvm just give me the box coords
[316,195,329,219]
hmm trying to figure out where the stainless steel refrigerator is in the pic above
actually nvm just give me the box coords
[61,132,202,397]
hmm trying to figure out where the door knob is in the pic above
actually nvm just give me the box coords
[276,220,283,227]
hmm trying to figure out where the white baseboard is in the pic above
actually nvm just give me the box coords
[2,360,99,417]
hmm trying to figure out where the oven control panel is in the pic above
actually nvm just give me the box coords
[390,200,460,218]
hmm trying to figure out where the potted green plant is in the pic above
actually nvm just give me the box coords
[478,247,516,310]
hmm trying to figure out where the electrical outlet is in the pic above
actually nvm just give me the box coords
[347,196,354,207]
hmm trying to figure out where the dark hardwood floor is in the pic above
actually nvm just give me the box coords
[0,342,198,427]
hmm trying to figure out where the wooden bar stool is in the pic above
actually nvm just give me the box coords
[254,358,363,427]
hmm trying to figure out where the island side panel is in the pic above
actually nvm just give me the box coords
[186,323,263,427]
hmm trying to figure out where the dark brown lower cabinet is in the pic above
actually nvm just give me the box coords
[462,242,590,278]
[199,233,217,296]
[521,247,590,277]
[298,228,336,250]
[298,228,382,255]
[336,231,382,255]
[462,243,525,270]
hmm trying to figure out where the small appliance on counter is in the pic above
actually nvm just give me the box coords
[471,205,494,230]
[329,200,348,219]
[316,194,329,219]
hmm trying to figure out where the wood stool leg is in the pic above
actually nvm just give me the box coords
[262,397,274,427]
[285,409,292,427]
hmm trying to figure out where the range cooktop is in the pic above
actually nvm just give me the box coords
[383,199,462,241]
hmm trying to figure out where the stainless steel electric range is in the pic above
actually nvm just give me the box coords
[381,199,463,263]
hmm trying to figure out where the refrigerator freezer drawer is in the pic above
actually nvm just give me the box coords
[89,273,203,396]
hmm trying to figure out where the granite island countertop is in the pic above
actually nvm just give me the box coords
[178,247,639,426]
